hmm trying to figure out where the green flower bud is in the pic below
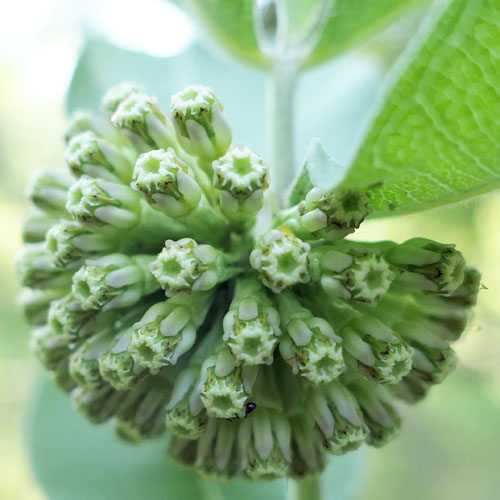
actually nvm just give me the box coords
[165,366,207,439]
[340,315,413,384]
[101,81,144,114]
[238,409,292,480]
[132,148,202,216]
[309,244,395,304]
[99,327,145,390]
[385,238,466,295]
[396,320,456,384]
[309,381,366,455]
[17,244,72,289]
[351,379,401,447]
[171,85,231,161]
[298,187,371,241]
[152,238,239,296]
[289,414,325,477]
[20,288,65,326]
[66,176,142,229]
[277,292,345,385]
[45,219,117,269]
[111,91,176,151]
[212,145,269,224]
[64,109,118,144]
[72,384,126,424]
[449,266,481,307]
[199,347,258,419]
[64,131,133,182]
[69,328,114,390]
[51,359,77,392]
[130,292,213,373]
[223,277,280,365]
[250,229,310,293]
[72,254,158,311]
[30,324,72,371]
[28,169,73,215]
[114,375,170,442]
[22,209,59,243]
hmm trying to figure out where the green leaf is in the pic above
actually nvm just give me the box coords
[289,139,349,205]
[27,376,362,500]
[342,0,500,217]
[175,0,429,68]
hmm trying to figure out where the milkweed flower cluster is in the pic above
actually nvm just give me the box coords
[18,83,480,480]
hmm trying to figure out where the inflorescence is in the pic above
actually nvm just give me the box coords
[18,82,480,481]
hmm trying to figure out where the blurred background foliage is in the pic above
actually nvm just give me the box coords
[1,0,499,499]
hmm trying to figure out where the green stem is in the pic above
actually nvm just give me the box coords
[290,474,322,500]
[268,58,297,211]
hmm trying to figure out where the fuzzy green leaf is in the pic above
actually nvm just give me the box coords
[343,0,500,217]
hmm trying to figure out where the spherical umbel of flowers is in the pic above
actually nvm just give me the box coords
[18,82,481,481]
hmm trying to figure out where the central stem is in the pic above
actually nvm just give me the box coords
[290,474,322,500]
[268,58,297,211]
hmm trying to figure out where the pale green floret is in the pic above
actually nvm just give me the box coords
[351,380,401,448]
[101,81,144,114]
[17,243,72,289]
[64,109,119,144]
[309,382,366,455]
[309,244,395,304]
[385,238,466,295]
[72,254,158,311]
[45,219,116,269]
[72,384,126,424]
[66,176,142,229]
[22,209,59,243]
[28,169,73,215]
[111,91,174,150]
[99,327,143,390]
[152,238,236,296]
[277,292,345,385]
[64,131,133,182]
[340,315,413,384]
[449,266,481,307]
[298,187,371,240]
[130,292,213,372]
[223,277,281,365]
[69,329,113,390]
[199,348,257,419]
[238,410,292,480]
[20,288,65,326]
[212,145,269,220]
[131,148,201,216]
[170,84,232,161]
[250,229,311,293]
[30,324,72,371]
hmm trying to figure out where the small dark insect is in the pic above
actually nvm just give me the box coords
[245,402,257,416]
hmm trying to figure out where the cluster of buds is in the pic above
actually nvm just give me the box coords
[18,82,480,481]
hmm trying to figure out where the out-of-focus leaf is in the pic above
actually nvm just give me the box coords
[342,0,500,217]
[27,376,362,500]
[174,0,429,68]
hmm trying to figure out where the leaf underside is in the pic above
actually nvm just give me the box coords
[343,0,500,217]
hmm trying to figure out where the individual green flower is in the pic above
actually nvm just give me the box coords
[130,291,214,373]
[72,384,126,424]
[199,346,258,419]
[309,381,366,455]
[45,219,117,269]
[72,254,158,311]
[212,145,269,227]
[20,287,65,326]
[223,277,280,365]
[30,324,72,371]
[64,109,119,144]
[151,238,240,296]
[277,291,345,385]
[250,229,310,293]
[64,131,133,182]
[170,85,231,162]
[111,91,176,151]
[308,243,395,304]
[384,238,466,295]
[350,379,401,447]
[101,82,144,114]
[22,209,59,243]
[28,169,73,216]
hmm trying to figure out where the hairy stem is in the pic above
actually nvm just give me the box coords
[289,474,322,500]
[268,58,297,211]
